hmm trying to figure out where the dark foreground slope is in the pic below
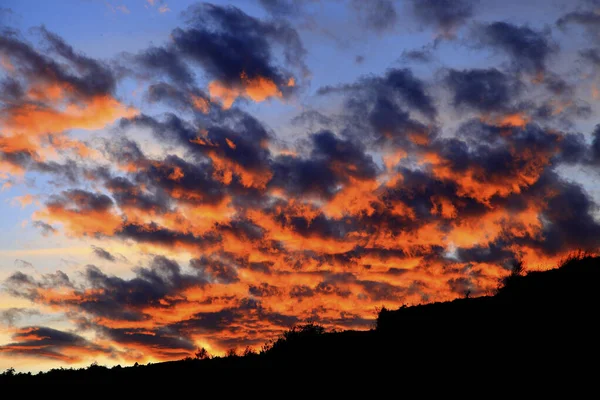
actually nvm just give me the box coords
[3,255,600,382]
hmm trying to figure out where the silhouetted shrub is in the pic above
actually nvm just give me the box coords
[499,259,526,291]
[242,346,256,357]
[265,322,326,354]
[195,347,210,360]
[225,348,238,358]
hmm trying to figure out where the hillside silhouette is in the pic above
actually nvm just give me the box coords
[3,254,600,382]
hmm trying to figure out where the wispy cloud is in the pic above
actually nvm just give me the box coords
[116,5,130,14]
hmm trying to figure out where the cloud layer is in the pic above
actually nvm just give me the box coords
[2,0,600,368]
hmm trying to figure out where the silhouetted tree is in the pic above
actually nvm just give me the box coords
[195,347,210,360]
[242,346,255,356]
[500,259,526,290]
[225,348,237,357]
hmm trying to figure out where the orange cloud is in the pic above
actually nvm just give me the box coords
[11,194,37,208]
[1,95,137,136]
[191,95,210,113]
[225,138,236,149]
[33,205,122,237]
[208,152,272,189]
[208,72,283,108]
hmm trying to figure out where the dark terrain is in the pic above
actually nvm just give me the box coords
[3,254,599,382]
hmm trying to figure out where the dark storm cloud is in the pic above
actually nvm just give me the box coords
[271,130,377,198]
[4,269,72,301]
[0,76,23,101]
[383,166,483,221]
[105,175,169,214]
[457,242,516,264]
[290,285,314,299]
[5,256,206,322]
[118,223,220,250]
[541,72,572,95]
[358,279,404,301]
[91,245,116,262]
[318,68,437,120]
[525,172,600,254]
[129,46,195,86]
[84,256,204,306]
[434,121,563,180]
[447,276,475,295]
[105,172,170,213]
[0,29,115,100]
[366,97,430,145]
[37,27,116,96]
[401,48,434,63]
[172,2,307,88]
[190,256,239,284]
[580,48,600,67]
[194,123,271,174]
[146,82,211,111]
[47,190,114,213]
[590,124,600,164]
[0,326,113,362]
[310,130,378,180]
[121,110,273,189]
[101,137,146,169]
[409,0,476,37]
[315,281,351,297]
[32,159,82,184]
[248,282,281,297]
[444,68,521,112]
[351,0,398,33]
[118,113,195,146]
[268,204,358,240]
[556,132,587,164]
[100,326,196,356]
[476,22,556,74]
[172,298,298,335]
[144,155,226,205]
[316,69,435,150]
[557,11,600,37]
[75,256,196,321]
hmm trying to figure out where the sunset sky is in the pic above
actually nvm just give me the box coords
[2,0,600,372]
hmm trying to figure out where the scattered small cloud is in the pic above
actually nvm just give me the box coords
[91,245,117,262]
[116,5,130,14]
[31,221,57,236]
[0,308,41,327]
[14,259,34,269]
[10,194,37,208]
[158,4,171,13]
